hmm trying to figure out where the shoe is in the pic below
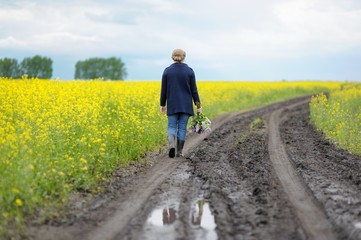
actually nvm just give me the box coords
[168,135,176,158]
[176,139,185,157]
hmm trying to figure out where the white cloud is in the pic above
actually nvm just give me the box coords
[0,0,361,79]
[273,0,361,55]
[1,0,359,56]
[0,36,27,48]
[0,7,33,22]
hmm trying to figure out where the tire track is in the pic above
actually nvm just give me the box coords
[84,110,246,240]
[268,100,337,240]
[28,96,336,240]
[26,108,254,240]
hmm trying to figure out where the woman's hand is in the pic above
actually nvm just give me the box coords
[195,102,202,114]
[160,106,166,114]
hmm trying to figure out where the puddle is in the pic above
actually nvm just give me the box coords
[142,204,178,240]
[191,199,217,240]
[147,205,177,227]
[144,196,217,239]
[355,222,361,229]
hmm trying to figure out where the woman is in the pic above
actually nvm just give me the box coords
[160,49,202,158]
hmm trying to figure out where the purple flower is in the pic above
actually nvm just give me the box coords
[195,124,200,133]
[190,113,212,134]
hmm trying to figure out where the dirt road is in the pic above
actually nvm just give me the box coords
[27,96,361,240]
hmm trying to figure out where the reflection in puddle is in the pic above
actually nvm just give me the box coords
[191,199,217,239]
[143,205,177,240]
[163,207,177,225]
[145,199,217,239]
[147,206,177,226]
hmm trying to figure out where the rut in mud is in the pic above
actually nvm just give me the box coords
[26,97,361,240]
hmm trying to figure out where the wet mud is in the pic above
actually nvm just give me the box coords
[184,104,305,240]
[121,97,310,240]
[280,103,361,240]
[24,97,361,240]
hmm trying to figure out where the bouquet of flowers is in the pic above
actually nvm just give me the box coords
[190,112,212,134]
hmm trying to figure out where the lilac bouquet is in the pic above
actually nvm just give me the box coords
[190,113,212,134]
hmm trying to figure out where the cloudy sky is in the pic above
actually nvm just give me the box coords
[1,0,361,81]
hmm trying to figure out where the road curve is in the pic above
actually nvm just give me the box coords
[84,109,243,240]
[28,96,341,240]
[268,100,337,240]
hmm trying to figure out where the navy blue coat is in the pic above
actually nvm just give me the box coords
[160,63,201,116]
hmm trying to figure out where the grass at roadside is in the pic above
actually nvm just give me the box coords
[310,82,361,156]
[0,79,341,236]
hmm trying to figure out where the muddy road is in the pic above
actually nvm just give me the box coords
[27,96,361,240]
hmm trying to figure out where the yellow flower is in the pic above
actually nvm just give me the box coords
[15,199,23,207]
[0,77,345,222]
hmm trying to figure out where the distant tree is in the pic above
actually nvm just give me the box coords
[0,58,21,78]
[74,57,127,80]
[20,55,53,79]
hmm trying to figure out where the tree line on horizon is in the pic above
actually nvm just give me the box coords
[0,55,127,80]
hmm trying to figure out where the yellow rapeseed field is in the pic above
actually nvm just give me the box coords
[0,78,340,235]
[310,83,361,155]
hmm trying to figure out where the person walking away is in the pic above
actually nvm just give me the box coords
[160,49,202,158]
